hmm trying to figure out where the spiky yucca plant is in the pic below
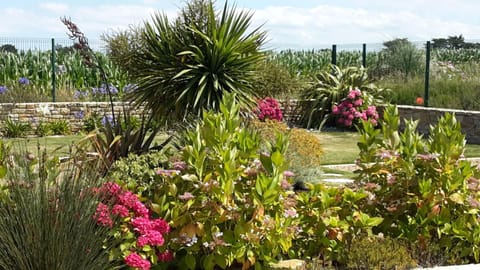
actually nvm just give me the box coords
[125,0,266,121]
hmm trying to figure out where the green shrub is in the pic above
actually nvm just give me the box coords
[248,119,323,180]
[356,104,480,265]
[82,112,102,132]
[35,121,53,137]
[252,60,306,99]
[48,119,71,135]
[294,183,383,265]
[345,235,416,270]
[2,118,31,137]
[135,93,297,269]
[109,150,171,197]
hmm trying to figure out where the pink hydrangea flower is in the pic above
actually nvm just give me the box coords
[125,252,151,270]
[152,219,170,234]
[157,250,174,262]
[118,191,140,209]
[137,230,165,247]
[112,204,130,218]
[133,201,150,218]
[94,203,113,227]
[131,217,153,234]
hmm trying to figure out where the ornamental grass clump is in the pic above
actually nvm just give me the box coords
[0,142,118,270]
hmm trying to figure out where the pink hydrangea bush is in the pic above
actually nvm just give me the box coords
[331,88,379,127]
[93,182,172,270]
[255,97,283,121]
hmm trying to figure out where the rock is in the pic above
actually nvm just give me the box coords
[268,259,306,270]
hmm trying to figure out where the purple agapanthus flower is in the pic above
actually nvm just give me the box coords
[101,115,114,126]
[0,86,7,94]
[74,111,85,119]
[18,77,30,85]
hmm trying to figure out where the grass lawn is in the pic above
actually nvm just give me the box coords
[5,131,480,166]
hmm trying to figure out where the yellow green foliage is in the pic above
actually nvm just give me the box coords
[346,235,416,270]
[248,119,323,171]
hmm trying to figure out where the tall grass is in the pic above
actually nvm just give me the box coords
[0,142,119,270]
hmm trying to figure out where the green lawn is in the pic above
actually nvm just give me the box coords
[5,131,480,166]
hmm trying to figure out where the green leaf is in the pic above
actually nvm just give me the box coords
[271,151,283,167]
[185,254,196,270]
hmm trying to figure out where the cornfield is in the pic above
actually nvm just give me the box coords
[0,50,128,102]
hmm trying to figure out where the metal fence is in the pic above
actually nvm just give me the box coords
[0,37,107,53]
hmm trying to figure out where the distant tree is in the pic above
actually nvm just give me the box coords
[0,44,17,54]
[55,44,76,55]
[382,38,423,80]
[431,34,480,49]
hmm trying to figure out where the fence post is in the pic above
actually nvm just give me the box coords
[51,38,56,102]
[362,43,367,68]
[424,41,430,107]
[331,44,337,66]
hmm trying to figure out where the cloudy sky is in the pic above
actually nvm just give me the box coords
[1,0,480,50]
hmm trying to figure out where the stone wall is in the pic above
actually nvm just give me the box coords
[2,101,480,144]
[392,105,480,144]
[0,102,143,134]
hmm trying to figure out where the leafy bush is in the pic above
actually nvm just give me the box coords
[294,183,383,265]
[135,93,297,269]
[345,235,416,270]
[0,142,117,270]
[2,118,31,137]
[248,119,323,180]
[356,104,480,266]
[251,59,306,99]
[255,97,283,121]
[47,120,71,135]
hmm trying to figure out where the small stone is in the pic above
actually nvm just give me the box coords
[269,259,306,270]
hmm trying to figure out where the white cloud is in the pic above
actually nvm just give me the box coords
[250,4,480,49]
[2,0,480,50]
[39,2,69,14]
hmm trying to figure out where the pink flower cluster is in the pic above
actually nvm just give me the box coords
[255,97,283,121]
[93,182,172,270]
[332,88,379,127]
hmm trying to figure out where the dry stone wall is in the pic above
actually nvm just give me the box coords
[0,102,143,134]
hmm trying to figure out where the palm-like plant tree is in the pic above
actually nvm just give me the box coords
[126,0,266,122]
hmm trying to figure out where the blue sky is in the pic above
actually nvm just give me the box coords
[1,0,480,50]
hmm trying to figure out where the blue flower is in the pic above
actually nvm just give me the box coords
[18,77,30,85]
[101,115,114,126]
[74,111,85,119]
[0,86,7,94]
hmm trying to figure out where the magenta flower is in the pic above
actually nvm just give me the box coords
[94,203,113,227]
[157,250,174,262]
[283,170,295,178]
[255,97,283,121]
[125,252,151,270]
[112,204,130,218]
[137,230,165,247]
